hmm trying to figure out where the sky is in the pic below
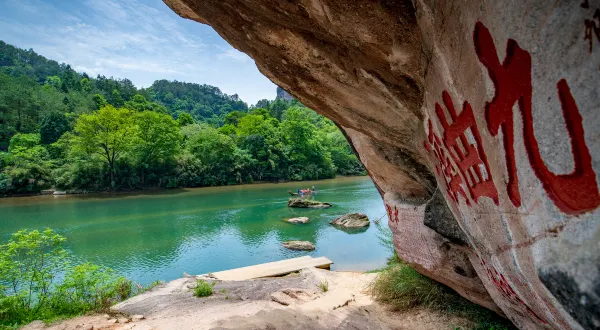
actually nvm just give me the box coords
[0,0,277,105]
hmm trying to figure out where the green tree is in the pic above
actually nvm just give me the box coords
[110,89,124,107]
[134,111,182,184]
[80,77,92,92]
[44,75,62,89]
[0,229,133,327]
[177,113,194,127]
[92,94,107,110]
[187,126,254,185]
[40,111,70,144]
[124,94,168,113]
[73,106,137,188]
[281,107,335,180]
[224,111,246,126]
[269,98,288,121]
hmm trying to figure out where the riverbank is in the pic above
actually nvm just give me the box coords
[0,175,368,199]
[21,268,477,330]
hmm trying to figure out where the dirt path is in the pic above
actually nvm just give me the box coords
[22,268,476,330]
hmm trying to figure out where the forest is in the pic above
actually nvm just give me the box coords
[0,41,364,195]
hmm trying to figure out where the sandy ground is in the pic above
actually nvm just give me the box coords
[21,268,476,330]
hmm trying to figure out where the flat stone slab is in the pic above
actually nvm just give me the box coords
[208,256,332,281]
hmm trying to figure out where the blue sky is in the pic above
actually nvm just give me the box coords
[0,0,276,105]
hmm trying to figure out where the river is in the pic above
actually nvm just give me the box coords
[0,176,390,285]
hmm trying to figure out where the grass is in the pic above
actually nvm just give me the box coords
[317,280,329,292]
[194,280,214,298]
[370,224,514,329]
[135,280,164,294]
[370,254,516,330]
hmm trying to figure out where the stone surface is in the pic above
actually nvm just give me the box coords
[271,288,317,306]
[287,198,332,208]
[131,315,145,322]
[282,241,315,251]
[329,213,370,228]
[165,1,600,329]
[21,320,45,330]
[285,217,311,224]
[117,317,130,324]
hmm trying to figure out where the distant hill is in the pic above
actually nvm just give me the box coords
[0,40,248,121]
[276,86,294,101]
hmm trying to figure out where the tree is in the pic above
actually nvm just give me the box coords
[110,89,124,107]
[40,112,69,144]
[133,111,182,184]
[73,106,137,188]
[80,78,92,92]
[44,76,62,89]
[254,99,271,109]
[186,126,254,185]
[177,113,194,127]
[269,98,288,120]
[92,94,107,110]
[224,111,246,126]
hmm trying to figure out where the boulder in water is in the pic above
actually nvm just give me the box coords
[330,213,370,228]
[288,198,332,208]
[281,241,315,250]
[285,217,311,224]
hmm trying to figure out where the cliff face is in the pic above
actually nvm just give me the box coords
[163,1,600,329]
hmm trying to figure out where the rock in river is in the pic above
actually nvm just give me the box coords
[330,213,370,228]
[285,217,311,224]
[282,241,315,251]
[288,198,332,208]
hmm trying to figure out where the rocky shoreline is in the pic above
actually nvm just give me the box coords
[22,268,477,330]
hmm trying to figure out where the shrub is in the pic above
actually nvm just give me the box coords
[371,259,447,310]
[194,280,214,297]
[318,280,329,292]
[370,255,515,329]
[0,229,133,327]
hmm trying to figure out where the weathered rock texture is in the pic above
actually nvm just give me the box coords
[282,241,315,251]
[285,217,311,224]
[330,213,370,228]
[288,198,332,208]
[165,1,600,329]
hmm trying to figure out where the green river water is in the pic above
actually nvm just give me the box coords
[0,176,390,285]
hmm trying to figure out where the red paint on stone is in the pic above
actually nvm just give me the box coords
[474,21,600,215]
[434,91,499,205]
[426,120,469,207]
[385,204,400,223]
[480,258,548,325]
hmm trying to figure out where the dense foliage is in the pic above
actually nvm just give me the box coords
[0,229,133,328]
[0,41,363,195]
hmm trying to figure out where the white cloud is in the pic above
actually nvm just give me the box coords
[0,0,277,104]
[218,48,251,63]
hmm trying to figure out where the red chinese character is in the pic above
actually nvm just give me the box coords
[434,92,499,205]
[426,120,470,206]
[474,21,600,215]
[385,204,399,223]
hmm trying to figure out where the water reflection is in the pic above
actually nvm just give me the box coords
[0,176,388,284]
